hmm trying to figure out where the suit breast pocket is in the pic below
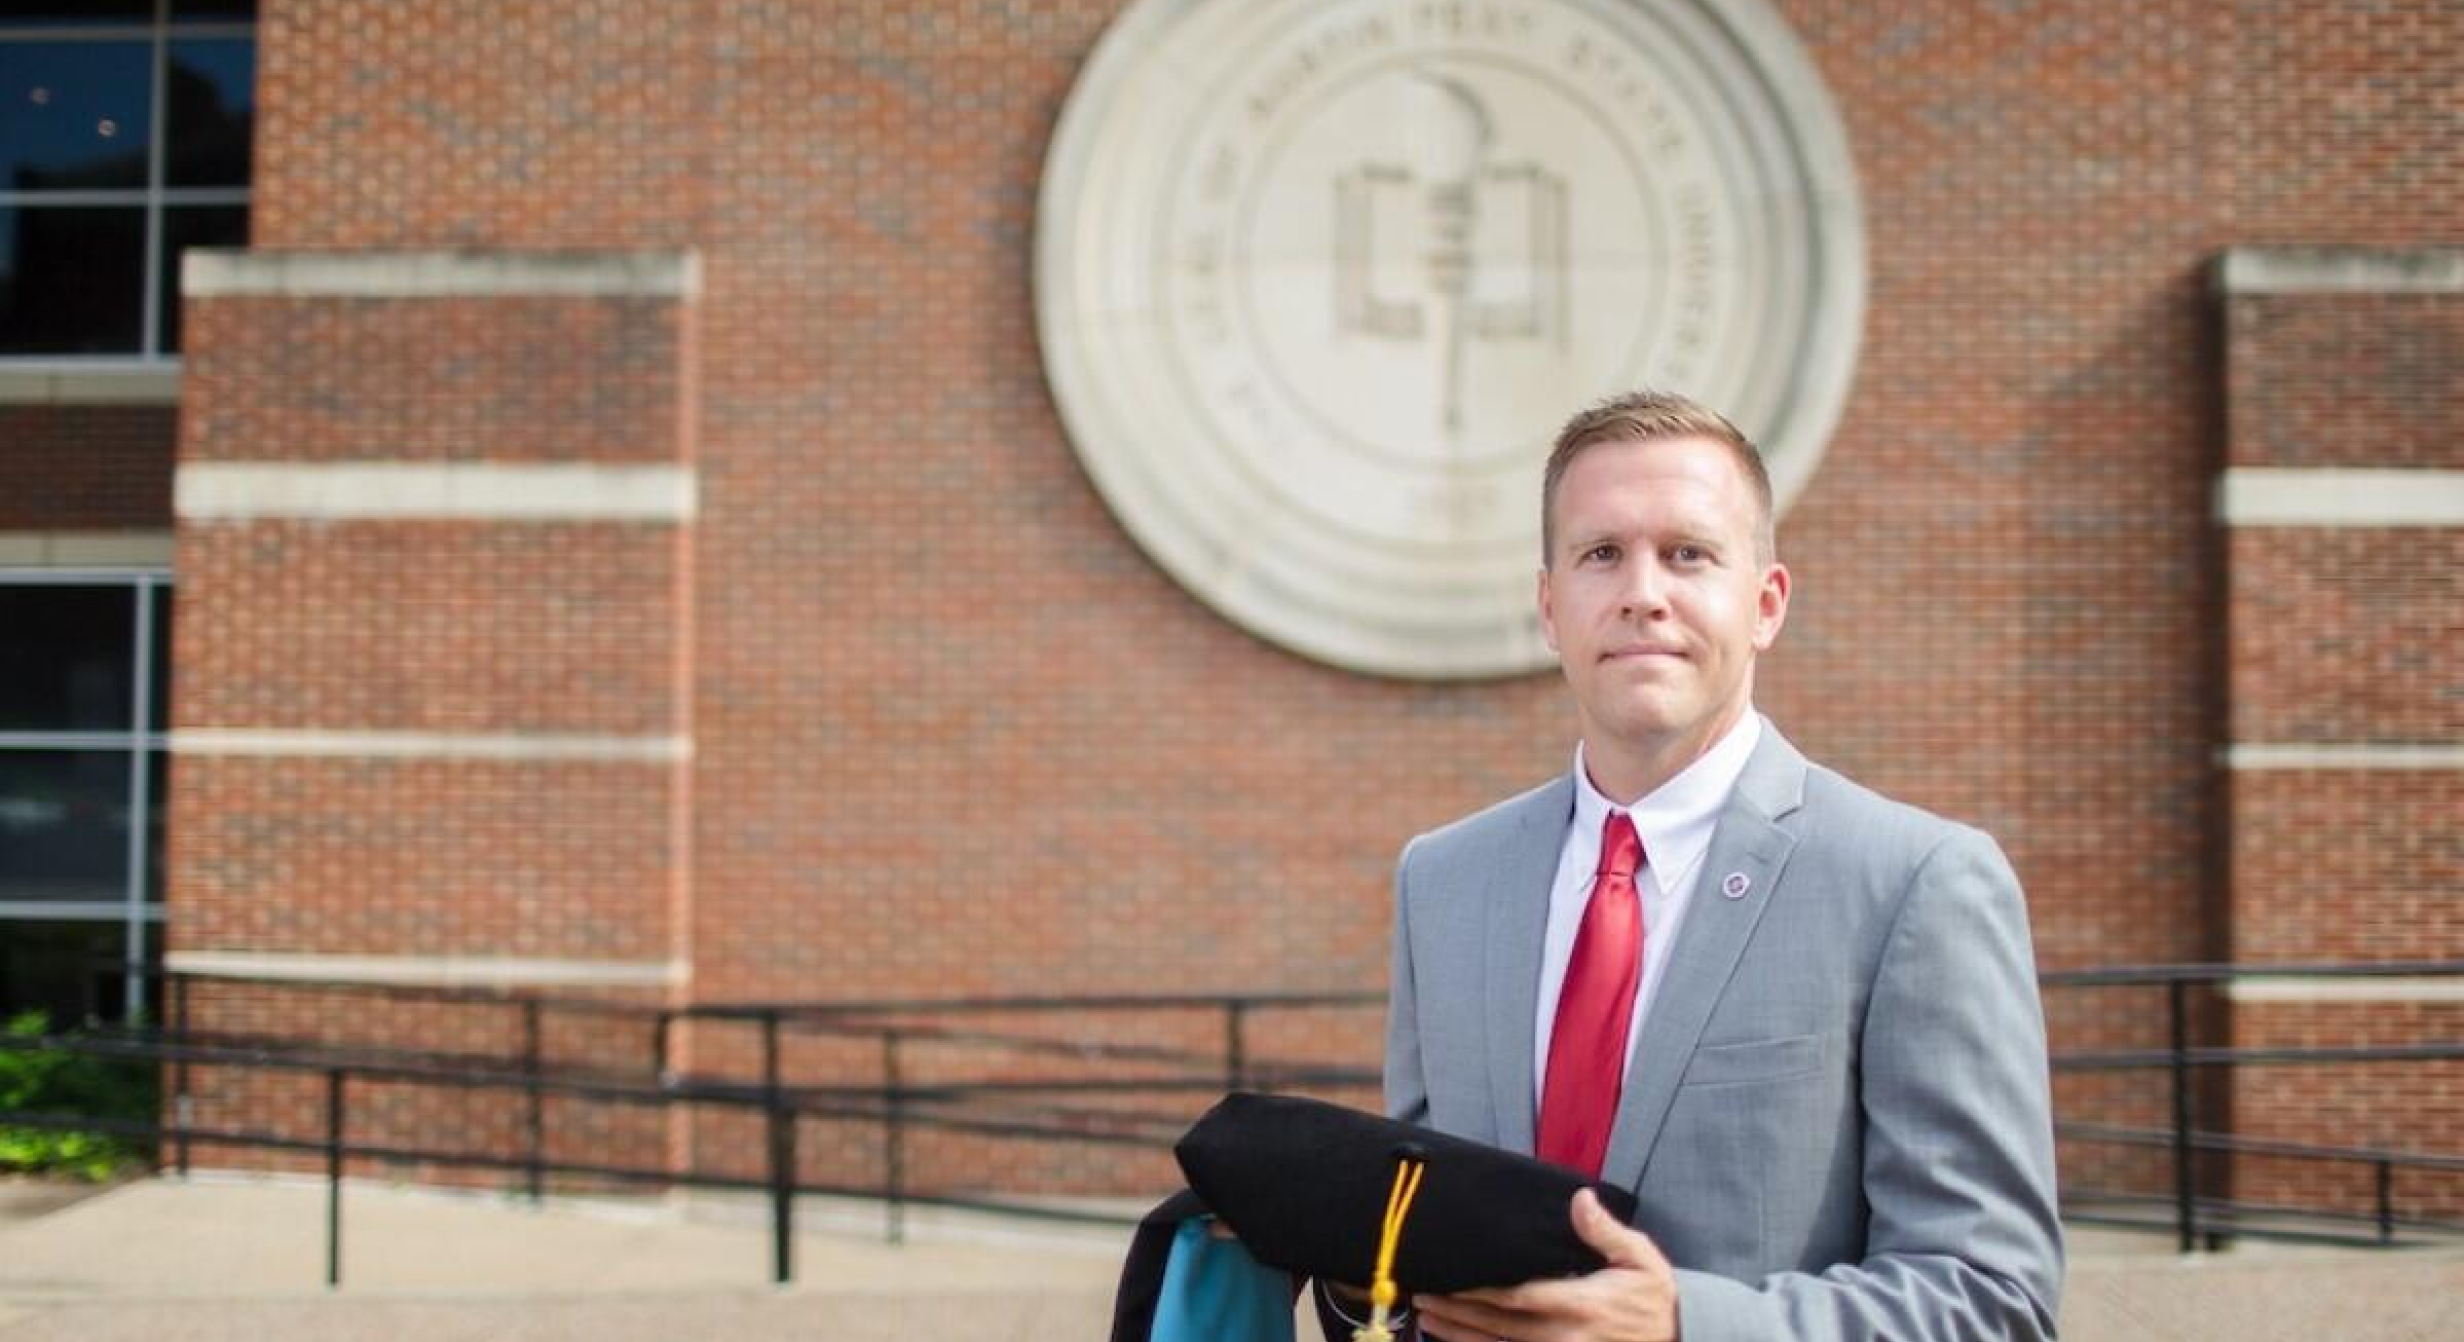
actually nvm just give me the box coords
[1647,1032,1841,1276]
[1678,1033,1823,1088]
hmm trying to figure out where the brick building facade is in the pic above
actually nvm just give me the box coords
[3,0,2456,1220]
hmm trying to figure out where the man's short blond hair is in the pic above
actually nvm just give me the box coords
[1541,390,1777,564]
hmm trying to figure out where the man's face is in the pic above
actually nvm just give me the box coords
[1537,434,1790,772]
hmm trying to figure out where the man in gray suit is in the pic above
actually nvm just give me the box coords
[1389,392,2062,1342]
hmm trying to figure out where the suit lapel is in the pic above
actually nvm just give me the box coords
[1598,727,1808,1190]
[1482,774,1572,1156]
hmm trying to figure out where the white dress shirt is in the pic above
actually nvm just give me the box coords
[1532,711,1763,1110]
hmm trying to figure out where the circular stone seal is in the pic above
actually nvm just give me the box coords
[1037,0,1864,679]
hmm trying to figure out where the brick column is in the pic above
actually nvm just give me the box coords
[2214,247,2464,1218]
[166,251,699,1177]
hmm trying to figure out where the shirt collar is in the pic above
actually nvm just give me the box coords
[1569,711,1763,893]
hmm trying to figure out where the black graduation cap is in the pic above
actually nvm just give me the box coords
[1110,1093,1640,1342]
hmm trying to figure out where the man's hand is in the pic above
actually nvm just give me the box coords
[1414,1189,1679,1342]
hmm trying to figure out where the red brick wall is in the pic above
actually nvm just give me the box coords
[250,0,708,250]
[2211,4,2464,246]
[173,756,683,958]
[2224,295,2464,471]
[0,406,175,530]
[173,523,686,735]
[2227,531,2464,746]
[204,2,2455,987]
[168,274,698,965]
[2220,272,2464,1218]
[0,0,2442,1214]
[180,298,693,465]
[2226,1001,2464,1219]
[2230,774,2464,963]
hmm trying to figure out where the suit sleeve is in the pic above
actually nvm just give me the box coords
[1384,834,1431,1127]
[1670,827,2065,1342]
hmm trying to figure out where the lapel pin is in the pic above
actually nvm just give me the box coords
[1721,872,1751,900]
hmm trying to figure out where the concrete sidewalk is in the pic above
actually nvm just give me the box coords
[0,1176,1128,1340]
[1,1176,2458,1341]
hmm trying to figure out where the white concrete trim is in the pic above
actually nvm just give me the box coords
[0,531,175,567]
[167,950,688,989]
[172,728,691,763]
[2216,246,2464,295]
[0,902,166,923]
[2225,743,2464,771]
[175,463,697,522]
[0,731,165,751]
[2216,468,2464,527]
[181,249,702,299]
[0,365,183,404]
[2227,977,2464,1005]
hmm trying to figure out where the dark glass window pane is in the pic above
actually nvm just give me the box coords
[170,0,256,20]
[141,748,164,903]
[0,750,135,905]
[156,203,243,352]
[165,38,251,186]
[0,584,136,731]
[144,585,171,732]
[0,39,151,189]
[0,204,145,353]
[0,3,152,30]
[0,919,131,1025]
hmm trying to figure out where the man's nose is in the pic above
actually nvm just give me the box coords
[1619,555,1670,615]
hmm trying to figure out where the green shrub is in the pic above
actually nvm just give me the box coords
[0,1010,158,1180]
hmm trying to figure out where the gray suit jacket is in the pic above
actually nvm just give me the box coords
[1386,723,2062,1341]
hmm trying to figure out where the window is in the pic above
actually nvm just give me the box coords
[0,571,171,1021]
[0,0,253,360]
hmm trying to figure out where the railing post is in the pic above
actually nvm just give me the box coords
[883,1030,906,1245]
[652,1009,673,1083]
[522,999,545,1203]
[325,1067,346,1288]
[2376,1160,2394,1244]
[1224,999,1249,1091]
[763,1010,793,1284]
[2168,979,2196,1252]
[171,972,192,1177]
[761,1009,782,1096]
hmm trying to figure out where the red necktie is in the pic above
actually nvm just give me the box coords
[1537,811,1646,1177]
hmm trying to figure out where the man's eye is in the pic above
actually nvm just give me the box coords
[1584,544,1619,563]
[1671,544,1710,564]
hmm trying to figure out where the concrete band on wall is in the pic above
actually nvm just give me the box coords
[2223,744,2464,771]
[2215,469,2464,527]
[175,463,700,522]
[166,950,689,989]
[181,249,704,299]
[170,729,692,763]
[0,531,176,566]
[2215,246,2464,296]
[2226,977,2464,1004]
[0,368,183,405]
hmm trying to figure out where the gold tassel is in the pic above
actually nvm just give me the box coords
[1354,1157,1427,1342]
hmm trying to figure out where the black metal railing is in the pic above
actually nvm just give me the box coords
[3,960,2458,1287]
[2039,960,2464,1251]
[0,1022,1276,1287]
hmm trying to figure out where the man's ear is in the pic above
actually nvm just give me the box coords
[1537,565,1559,654]
[1752,562,1791,651]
